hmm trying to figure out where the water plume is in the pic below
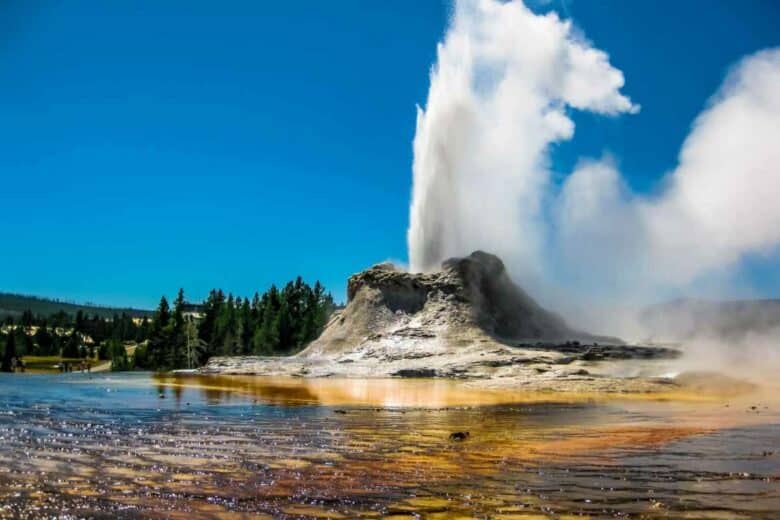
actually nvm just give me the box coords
[408,0,780,319]
[408,0,638,277]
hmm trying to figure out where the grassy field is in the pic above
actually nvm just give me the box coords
[20,356,100,373]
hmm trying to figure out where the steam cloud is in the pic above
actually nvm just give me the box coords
[408,0,639,281]
[408,0,780,319]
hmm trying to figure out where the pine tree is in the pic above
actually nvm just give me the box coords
[147,296,172,370]
[170,288,187,368]
[254,293,279,355]
[20,331,33,357]
[196,290,222,364]
[109,339,130,371]
[156,296,171,327]
[34,325,55,356]
[1,333,16,372]
[75,310,86,333]
[20,309,34,328]
[238,298,252,355]
[135,317,149,342]
[215,294,237,355]
[173,289,185,327]
[62,331,80,358]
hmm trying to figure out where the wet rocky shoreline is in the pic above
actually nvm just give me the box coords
[196,341,684,394]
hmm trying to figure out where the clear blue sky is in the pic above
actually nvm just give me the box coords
[1,1,778,308]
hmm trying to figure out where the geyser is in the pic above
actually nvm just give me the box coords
[408,0,638,275]
[407,0,780,309]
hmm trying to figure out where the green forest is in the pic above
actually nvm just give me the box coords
[0,278,336,372]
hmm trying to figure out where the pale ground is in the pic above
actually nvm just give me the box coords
[200,338,688,395]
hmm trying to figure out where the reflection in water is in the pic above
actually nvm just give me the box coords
[0,373,777,518]
[156,374,562,408]
[151,373,737,408]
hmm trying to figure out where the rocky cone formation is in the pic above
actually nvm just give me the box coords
[301,251,604,359]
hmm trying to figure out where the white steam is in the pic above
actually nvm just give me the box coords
[408,0,638,279]
[408,0,780,318]
[558,48,780,296]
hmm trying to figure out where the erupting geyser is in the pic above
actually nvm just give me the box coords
[407,0,638,274]
[407,0,780,311]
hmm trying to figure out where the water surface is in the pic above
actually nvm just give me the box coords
[0,372,778,518]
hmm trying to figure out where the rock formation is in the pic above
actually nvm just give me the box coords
[301,251,597,359]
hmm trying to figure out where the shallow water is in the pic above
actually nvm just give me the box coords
[0,373,778,519]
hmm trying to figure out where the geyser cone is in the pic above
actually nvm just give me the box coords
[301,251,608,359]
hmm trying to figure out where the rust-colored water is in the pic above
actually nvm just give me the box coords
[0,373,778,518]
[151,374,731,407]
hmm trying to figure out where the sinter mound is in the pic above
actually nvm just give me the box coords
[302,251,606,358]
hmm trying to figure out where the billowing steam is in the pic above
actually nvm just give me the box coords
[408,0,780,316]
[408,0,638,281]
[557,48,780,298]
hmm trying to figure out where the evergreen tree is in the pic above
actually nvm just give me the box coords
[156,296,171,327]
[215,294,236,355]
[34,325,55,356]
[20,309,34,328]
[19,329,33,357]
[170,289,187,368]
[136,317,150,342]
[238,298,252,355]
[173,289,185,328]
[1,333,16,372]
[74,310,86,333]
[147,296,172,369]
[50,311,69,329]
[109,339,130,371]
[196,289,222,363]
[62,331,81,358]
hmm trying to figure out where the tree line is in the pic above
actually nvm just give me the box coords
[1,309,150,370]
[135,278,335,371]
[1,277,336,372]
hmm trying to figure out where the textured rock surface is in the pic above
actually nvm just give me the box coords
[303,251,601,359]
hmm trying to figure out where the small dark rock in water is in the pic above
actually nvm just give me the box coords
[334,409,348,414]
[449,431,470,441]
[393,368,437,378]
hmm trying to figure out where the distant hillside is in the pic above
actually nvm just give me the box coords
[0,292,153,320]
[641,298,780,341]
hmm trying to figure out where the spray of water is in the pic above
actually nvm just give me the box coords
[408,0,638,278]
[407,0,780,379]
[409,0,780,306]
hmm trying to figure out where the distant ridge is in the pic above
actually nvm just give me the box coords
[641,298,780,341]
[0,292,153,319]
